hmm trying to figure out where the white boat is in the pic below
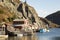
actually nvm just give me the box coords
[43,28,49,32]
[37,28,50,33]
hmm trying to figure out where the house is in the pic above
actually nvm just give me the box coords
[13,19,27,29]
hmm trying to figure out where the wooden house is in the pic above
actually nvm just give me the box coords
[13,19,26,29]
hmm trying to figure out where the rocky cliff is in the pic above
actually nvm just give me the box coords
[0,0,47,28]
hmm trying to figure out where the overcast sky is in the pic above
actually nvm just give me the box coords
[21,0,60,18]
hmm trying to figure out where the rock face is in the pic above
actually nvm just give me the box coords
[17,2,45,27]
[0,0,22,22]
[0,0,46,28]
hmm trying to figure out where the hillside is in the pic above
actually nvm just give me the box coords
[0,0,47,28]
[0,4,15,22]
[40,17,59,28]
[46,11,60,25]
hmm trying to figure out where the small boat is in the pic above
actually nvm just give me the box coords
[36,28,49,33]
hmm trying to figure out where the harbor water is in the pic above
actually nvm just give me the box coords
[0,28,60,40]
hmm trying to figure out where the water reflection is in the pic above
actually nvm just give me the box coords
[37,36,60,40]
[51,37,60,40]
[8,35,38,40]
[1,28,60,40]
[1,36,60,40]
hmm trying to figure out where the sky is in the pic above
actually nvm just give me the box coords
[21,0,60,18]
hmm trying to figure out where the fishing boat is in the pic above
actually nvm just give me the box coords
[40,28,49,33]
[36,28,49,33]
